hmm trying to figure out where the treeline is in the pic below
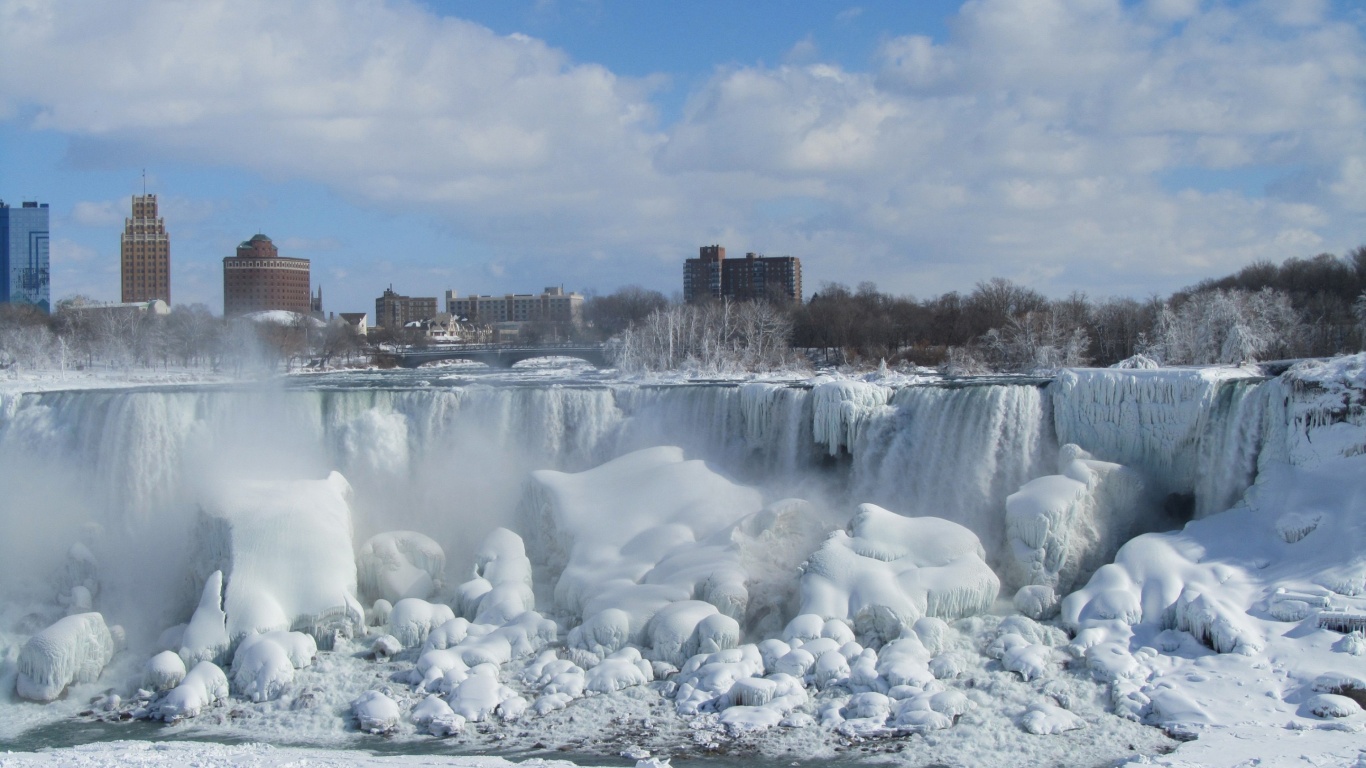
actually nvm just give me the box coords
[587,246,1366,373]
[0,299,367,374]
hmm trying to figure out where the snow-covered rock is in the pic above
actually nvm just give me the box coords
[387,598,456,649]
[229,631,315,702]
[179,570,229,667]
[16,612,114,702]
[799,503,1000,643]
[152,661,228,722]
[1005,444,1150,594]
[143,650,186,693]
[1020,703,1084,734]
[521,447,765,650]
[351,690,400,734]
[195,472,364,650]
[456,528,534,626]
[357,530,445,604]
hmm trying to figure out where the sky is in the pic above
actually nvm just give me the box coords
[1,0,1364,316]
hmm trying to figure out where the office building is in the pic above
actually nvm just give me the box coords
[683,245,802,304]
[375,287,438,331]
[222,234,311,316]
[120,194,171,304]
[444,286,583,325]
[0,200,51,313]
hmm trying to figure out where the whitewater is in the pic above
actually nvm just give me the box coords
[0,357,1363,767]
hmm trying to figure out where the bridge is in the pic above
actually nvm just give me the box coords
[390,342,611,369]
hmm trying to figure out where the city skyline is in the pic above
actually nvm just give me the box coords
[1,0,1364,316]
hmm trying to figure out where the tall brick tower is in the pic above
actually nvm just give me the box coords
[120,193,171,304]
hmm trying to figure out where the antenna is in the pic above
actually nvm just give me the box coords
[142,169,146,196]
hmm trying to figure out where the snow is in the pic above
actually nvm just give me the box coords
[351,689,401,734]
[149,660,228,722]
[799,503,1000,643]
[356,531,445,604]
[0,741,612,767]
[229,631,316,702]
[4,357,1366,767]
[386,599,455,649]
[195,471,364,650]
[142,650,185,692]
[16,612,114,702]
[241,309,325,328]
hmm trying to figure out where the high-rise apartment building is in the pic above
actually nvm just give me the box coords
[222,234,312,316]
[375,287,438,330]
[0,200,51,313]
[445,286,583,325]
[120,194,170,304]
[683,245,802,304]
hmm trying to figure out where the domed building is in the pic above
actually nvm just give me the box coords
[222,234,312,317]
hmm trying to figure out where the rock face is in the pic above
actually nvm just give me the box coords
[194,471,364,651]
[16,612,115,702]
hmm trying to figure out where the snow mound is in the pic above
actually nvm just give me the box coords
[457,528,535,625]
[143,651,186,693]
[388,598,456,649]
[521,447,765,654]
[229,631,316,702]
[1021,702,1084,734]
[16,612,115,702]
[799,503,999,643]
[195,471,364,650]
[151,661,228,722]
[351,689,400,733]
[357,531,445,604]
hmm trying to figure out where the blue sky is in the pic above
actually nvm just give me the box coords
[1,0,1363,315]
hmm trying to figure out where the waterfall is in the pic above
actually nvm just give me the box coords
[0,369,1285,639]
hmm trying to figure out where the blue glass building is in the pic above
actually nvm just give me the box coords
[0,200,50,313]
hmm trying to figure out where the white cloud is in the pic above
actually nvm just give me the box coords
[1,0,1363,300]
[69,200,121,227]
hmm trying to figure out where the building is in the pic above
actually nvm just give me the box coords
[222,234,311,316]
[0,200,51,313]
[444,287,583,325]
[683,244,726,303]
[338,312,368,337]
[684,245,802,304]
[68,299,171,320]
[120,194,171,304]
[375,287,438,331]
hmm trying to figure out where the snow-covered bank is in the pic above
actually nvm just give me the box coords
[0,357,1363,766]
[0,740,612,767]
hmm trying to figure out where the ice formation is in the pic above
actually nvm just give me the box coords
[194,471,364,650]
[3,357,1366,767]
[1005,444,1149,594]
[179,570,229,667]
[521,447,769,657]
[16,612,115,702]
[356,530,445,604]
[799,503,999,643]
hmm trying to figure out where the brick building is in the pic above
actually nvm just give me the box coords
[222,234,311,316]
[120,194,171,304]
[375,287,438,331]
[683,245,802,304]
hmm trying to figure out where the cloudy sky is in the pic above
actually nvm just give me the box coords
[1,0,1363,315]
